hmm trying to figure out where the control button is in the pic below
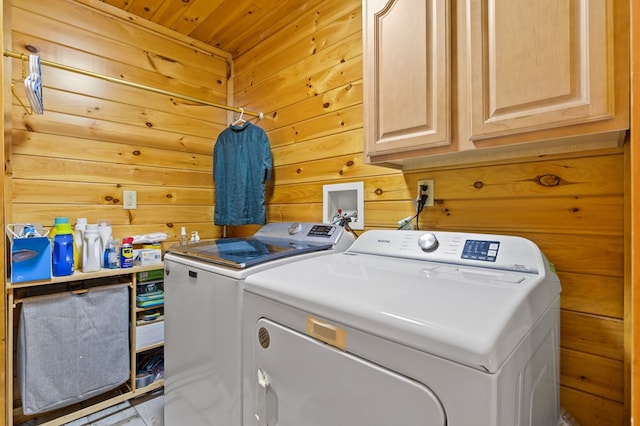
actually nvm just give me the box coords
[418,233,439,252]
[288,223,302,235]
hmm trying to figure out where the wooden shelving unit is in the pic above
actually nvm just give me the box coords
[6,264,164,426]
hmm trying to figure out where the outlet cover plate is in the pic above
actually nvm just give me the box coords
[123,190,137,209]
[417,179,434,207]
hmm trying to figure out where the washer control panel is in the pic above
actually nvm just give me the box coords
[254,222,351,246]
[461,239,500,262]
[348,230,541,273]
[418,233,439,252]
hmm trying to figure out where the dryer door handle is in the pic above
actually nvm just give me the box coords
[256,367,276,426]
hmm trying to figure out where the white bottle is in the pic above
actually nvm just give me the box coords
[98,221,112,267]
[180,227,188,245]
[75,218,87,269]
[83,224,101,272]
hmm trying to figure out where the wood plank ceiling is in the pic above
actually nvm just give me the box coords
[100,0,317,57]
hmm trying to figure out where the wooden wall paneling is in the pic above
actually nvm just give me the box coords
[12,132,214,171]
[1,0,7,420]
[266,104,364,149]
[13,108,217,155]
[10,31,227,105]
[11,180,214,206]
[8,0,226,248]
[561,347,624,403]
[266,203,324,224]
[236,56,364,138]
[262,80,362,134]
[233,0,361,89]
[404,151,625,200]
[271,154,397,186]
[272,129,362,166]
[11,156,212,187]
[629,0,639,423]
[17,0,231,80]
[24,65,227,125]
[562,386,625,425]
[416,197,622,235]
[559,272,623,319]
[20,89,222,138]
[268,174,412,206]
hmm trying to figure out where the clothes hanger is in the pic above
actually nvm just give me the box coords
[23,54,43,114]
[231,107,246,126]
[12,55,32,115]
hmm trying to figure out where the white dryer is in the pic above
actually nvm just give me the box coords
[163,222,354,426]
[242,230,562,426]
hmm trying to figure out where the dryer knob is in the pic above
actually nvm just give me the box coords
[418,233,439,252]
[288,222,302,235]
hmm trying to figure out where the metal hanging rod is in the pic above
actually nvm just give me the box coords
[3,49,264,119]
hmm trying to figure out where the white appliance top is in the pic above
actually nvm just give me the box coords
[166,222,353,269]
[244,230,561,373]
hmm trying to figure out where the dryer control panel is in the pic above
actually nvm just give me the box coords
[348,230,543,274]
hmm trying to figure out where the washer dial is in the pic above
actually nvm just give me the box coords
[418,233,439,252]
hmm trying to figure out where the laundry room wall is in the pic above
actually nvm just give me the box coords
[6,0,229,245]
[231,1,627,425]
[1,0,628,425]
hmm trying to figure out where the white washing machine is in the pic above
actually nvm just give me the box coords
[163,222,354,426]
[242,230,562,426]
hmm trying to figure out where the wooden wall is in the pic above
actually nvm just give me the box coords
[0,0,6,421]
[2,0,628,425]
[232,1,627,425]
[6,0,229,246]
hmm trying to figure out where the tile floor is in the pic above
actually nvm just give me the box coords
[20,390,164,426]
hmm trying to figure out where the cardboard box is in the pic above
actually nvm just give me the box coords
[8,236,51,283]
[136,321,164,350]
[134,249,162,266]
[136,269,164,282]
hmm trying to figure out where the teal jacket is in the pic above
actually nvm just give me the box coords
[213,122,272,225]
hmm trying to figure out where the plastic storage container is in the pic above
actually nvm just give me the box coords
[74,218,87,270]
[98,221,112,267]
[52,223,74,277]
[104,239,119,269]
[82,224,101,273]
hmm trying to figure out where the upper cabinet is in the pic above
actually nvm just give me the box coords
[362,0,451,155]
[363,0,629,169]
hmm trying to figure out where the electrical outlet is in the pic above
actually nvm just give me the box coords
[123,190,137,209]
[417,179,434,207]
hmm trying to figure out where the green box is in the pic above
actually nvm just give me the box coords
[136,269,164,283]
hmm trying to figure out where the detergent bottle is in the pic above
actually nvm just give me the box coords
[82,224,101,272]
[97,220,112,267]
[49,216,69,243]
[52,222,74,276]
[74,218,87,270]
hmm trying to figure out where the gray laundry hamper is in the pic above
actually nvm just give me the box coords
[17,283,130,415]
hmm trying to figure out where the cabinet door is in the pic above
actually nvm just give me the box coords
[468,0,618,140]
[363,0,450,157]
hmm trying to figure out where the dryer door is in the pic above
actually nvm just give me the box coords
[252,318,446,426]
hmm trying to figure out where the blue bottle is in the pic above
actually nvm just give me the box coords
[53,224,74,276]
